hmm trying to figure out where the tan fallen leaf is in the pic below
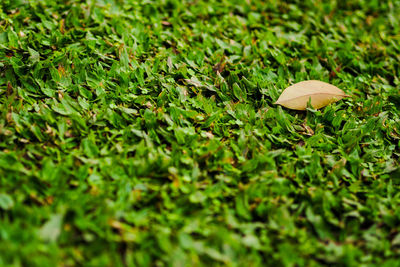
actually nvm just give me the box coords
[274,80,349,110]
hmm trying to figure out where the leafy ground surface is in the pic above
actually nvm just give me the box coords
[1,0,400,266]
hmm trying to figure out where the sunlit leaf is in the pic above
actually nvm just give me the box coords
[275,80,349,110]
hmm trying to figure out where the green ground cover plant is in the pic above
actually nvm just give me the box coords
[1,0,400,266]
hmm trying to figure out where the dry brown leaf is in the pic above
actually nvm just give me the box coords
[274,80,349,110]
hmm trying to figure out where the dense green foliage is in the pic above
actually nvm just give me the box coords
[1,0,400,266]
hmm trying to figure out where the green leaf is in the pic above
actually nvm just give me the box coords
[39,213,63,243]
[0,193,14,210]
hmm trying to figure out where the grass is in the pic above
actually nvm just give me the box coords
[1,0,400,266]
